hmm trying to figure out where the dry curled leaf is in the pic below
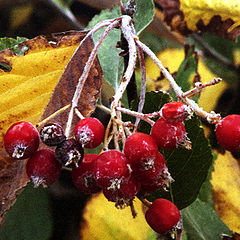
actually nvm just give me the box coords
[40,31,103,134]
[0,31,102,224]
[157,0,240,41]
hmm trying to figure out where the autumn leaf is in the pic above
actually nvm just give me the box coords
[211,152,240,233]
[157,0,240,40]
[0,31,102,224]
[80,193,155,240]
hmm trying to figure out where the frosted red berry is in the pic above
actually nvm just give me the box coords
[160,101,191,123]
[135,152,172,192]
[94,150,131,190]
[216,114,240,152]
[74,117,105,149]
[103,175,141,208]
[151,118,187,150]
[26,148,62,187]
[145,198,180,234]
[55,138,84,168]
[4,121,40,159]
[40,123,66,146]
[72,154,101,194]
[124,132,159,171]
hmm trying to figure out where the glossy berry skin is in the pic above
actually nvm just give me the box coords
[74,117,105,149]
[161,101,191,123]
[55,138,84,168]
[40,123,66,146]
[72,154,101,194]
[26,148,62,187]
[135,152,172,192]
[94,150,131,190]
[124,132,159,171]
[103,176,141,208]
[151,118,186,150]
[216,114,240,152]
[4,121,40,159]
[145,198,180,234]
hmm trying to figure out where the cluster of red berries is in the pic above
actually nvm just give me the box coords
[3,117,105,187]
[4,101,240,236]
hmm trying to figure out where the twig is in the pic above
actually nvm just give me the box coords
[65,19,121,137]
[135,46,146,129]
[136,39,221,124]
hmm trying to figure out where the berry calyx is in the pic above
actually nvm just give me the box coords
[151,118,188,150]
[72,154,101,194]
[4,121,40,159]
[94,150,131,190]
[216,114,240,152]
[26,148,62,187]
[40,123,66,146]
[74,117,105,149]
[103,175,141,209]
[135,152,173,192]
[160,101,191,123]
[55,138,84,168]
[124,132,159,171]
[145,198,180,234]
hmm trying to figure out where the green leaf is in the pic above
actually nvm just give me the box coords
[148,115,213,210]
[172,47,198,101]
[133,0,155,34]
[0,183,52,240]
[182,199,231,240]
[0,37,28,55]
[87,7,124,91]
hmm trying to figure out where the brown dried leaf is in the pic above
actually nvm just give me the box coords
[40,32,103,135]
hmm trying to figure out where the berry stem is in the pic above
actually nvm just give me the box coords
[138,197,152,208]
[74,107,85,119]
[65,19,121,137]
[135,46,147,129]
[116,106,155,126]
[129,200,137,218]
[135,39,221,124]
[182,78,222,98]
[36,104,70,127]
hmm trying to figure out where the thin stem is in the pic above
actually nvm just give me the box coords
[74,108,85,119]
[136,39,221,124]
[65,19,121,137]
[138,197,152,208]
[97,104,111,114]
[116,106,155,126]
[111,16,137,116]
[135,46,146,129]
[36,104,70,127]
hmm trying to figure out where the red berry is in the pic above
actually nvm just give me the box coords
[72,154,101,194]
[103,176,141,209]
[124,132,159,170]
[135,152,173,192]
[4,121,40,159]
[151,118,187,150]
[26,148,62,187]
[160,101,191,123]
[94,150,131,190]
[40,123,66,146]
[145,198,180,234]
[55,138,84,168]
[74,117,105,149]
[216,114,240,152]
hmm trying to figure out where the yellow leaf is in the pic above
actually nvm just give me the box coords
[158,0,240,40]
[0,34,82,148]
[180,0,240,32]
[145,48,227,112]
[80,193,155,240]
[211,152,240,232]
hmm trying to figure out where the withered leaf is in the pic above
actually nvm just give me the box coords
[40,31,103,135]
